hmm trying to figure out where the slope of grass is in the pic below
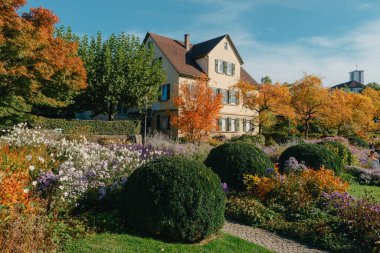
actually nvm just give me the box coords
[63,232,272,253]
[349,184,380,201]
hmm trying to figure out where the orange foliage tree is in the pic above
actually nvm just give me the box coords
[171,75,223,142]
[0,0,86,120]
[234,81,294,133]
[321,89,354,135]
[362,87,380,123]
[290,75,329,139]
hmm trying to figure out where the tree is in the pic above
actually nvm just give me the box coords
[367,82,380,91]
[349,92,376,134]
[261,76,272,84]
[290,75,328,139]
[171,75,223,143]
[362,87,380,122]
[77,33,166,120]
[0,1,87,124]
[321,89,353,135]
[235,81,294,133]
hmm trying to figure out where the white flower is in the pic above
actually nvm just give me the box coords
[32,181,37,186]
[23,189,29,194]
[64,192,68,197]
[29,165,35,171]
[26,155,32,161]
[59,185,64,190]
[38,156,45,163]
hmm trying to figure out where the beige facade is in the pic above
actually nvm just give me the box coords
[144,33,259,138]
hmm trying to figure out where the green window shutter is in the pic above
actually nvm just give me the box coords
[223,61,227,74]
[236,119,240,132]
[227,90,231,104]
[215,60,218,73]
[232,64,235,76]
[226,118,230,132]
[243,119,246,132]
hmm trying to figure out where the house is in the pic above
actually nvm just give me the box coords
[143,32,259,138]
[330,70,365,93]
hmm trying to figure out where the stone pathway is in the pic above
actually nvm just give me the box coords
[222,220,327,253]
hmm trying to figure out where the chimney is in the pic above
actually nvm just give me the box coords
[184,34,190,50]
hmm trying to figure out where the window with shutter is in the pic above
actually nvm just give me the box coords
[221,89,228,104]
[236,119,240,132]
[223,61,227,74]
[230,118,236,132]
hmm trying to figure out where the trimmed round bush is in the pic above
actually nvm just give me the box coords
[278,144,343,175]
[229,134,265,147]
[318,141,353,165]
[204,142,274,190]
[120,156,225,243]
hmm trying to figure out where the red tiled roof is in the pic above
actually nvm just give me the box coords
[143,32,258,84]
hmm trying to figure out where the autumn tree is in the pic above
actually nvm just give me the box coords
[0,1,87,124]
[349,92,376,134]
[76,32,166,120]
[362,87,380,122]
[171,75,223,142]
[235,81,294,133]
[321,89,353,135]
[290,75,329,139]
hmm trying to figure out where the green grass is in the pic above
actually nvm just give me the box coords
[349,184,380,201]
[62,232,272,253]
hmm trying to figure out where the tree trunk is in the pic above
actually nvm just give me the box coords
[305,120,310,140]
[108,103,114,121]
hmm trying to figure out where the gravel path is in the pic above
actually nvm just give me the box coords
[222,220,327,253]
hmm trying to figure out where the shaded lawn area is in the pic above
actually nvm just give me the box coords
[349,184,380,201]
[63,232,272,253]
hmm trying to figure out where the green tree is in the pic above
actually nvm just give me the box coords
[367,82,380,91]
[77,33,166,121]
[261,76,272,84]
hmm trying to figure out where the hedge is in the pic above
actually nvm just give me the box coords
[30,117,141,135]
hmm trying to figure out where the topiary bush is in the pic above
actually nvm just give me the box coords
[348,136,369,148]
[318,141,353,166]
[204,142,274,190]
[229,134,265,147]
[278,144,343,175]
[120,156,225,243]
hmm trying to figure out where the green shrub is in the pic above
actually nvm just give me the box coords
[31,117,140,135]
[204,142,273,190]
[348,136,369,148]
[120,156,225,243]
[263,131,288,144]
[278,144,343,175]
[318,141,353,166]
[229,134,265,147]
[225,194,282,227]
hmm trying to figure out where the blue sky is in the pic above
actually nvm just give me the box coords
[23,0,380,86]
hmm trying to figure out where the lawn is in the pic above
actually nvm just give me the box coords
[63,232,272,253]
[349,184,380,201]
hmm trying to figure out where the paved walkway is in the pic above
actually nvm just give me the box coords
[222,220,327,253]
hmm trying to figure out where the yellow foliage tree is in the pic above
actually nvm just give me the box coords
[290,75,329,139]
[234,81,294,133]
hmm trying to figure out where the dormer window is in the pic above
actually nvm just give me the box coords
[224,42,228,50]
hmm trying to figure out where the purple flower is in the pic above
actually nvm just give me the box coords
[221,182,229,193]
[37,170,60,191]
